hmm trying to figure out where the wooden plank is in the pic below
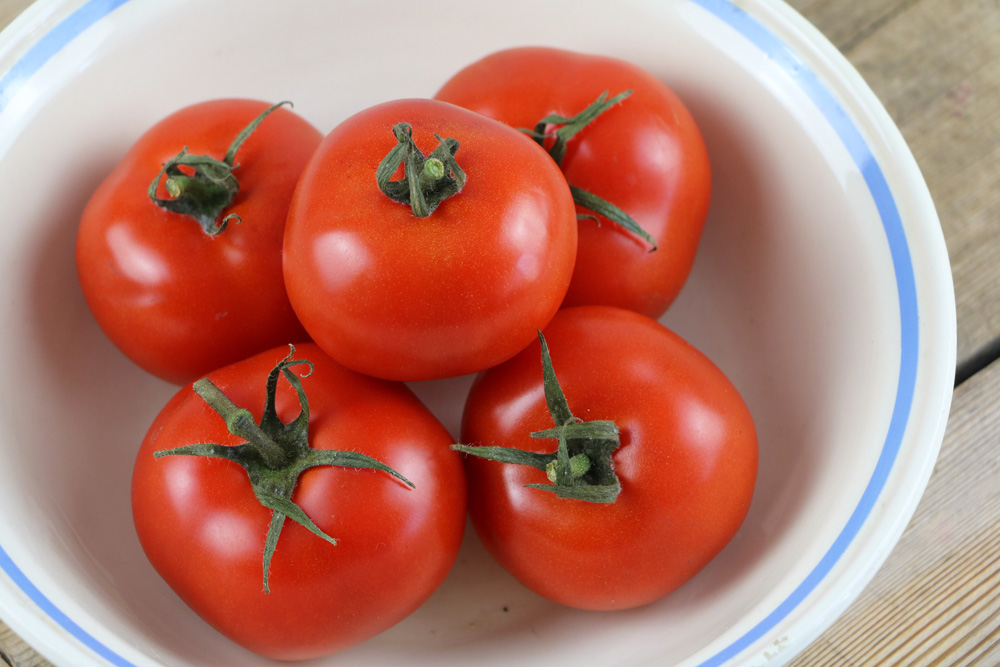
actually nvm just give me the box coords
[791,0,1000,367]
[0,623,49,667]
[0,0,31,31]
[791,355,1000,665]
[787,0,915,51]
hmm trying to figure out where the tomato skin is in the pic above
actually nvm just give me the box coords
[283,98,578,382]
[459,306,756,611]
[131,342,466,660]
[436,47,712,319]
[76,99,321,385]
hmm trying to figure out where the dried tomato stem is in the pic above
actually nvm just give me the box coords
[147,100,291,234]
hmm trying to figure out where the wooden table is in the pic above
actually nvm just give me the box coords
[1,0,997,665]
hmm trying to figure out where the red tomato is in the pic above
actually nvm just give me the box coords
[457,306,756,610]
[77,99,321,385]
[283,98,578,382]
[436,47,712,319]
[132,343,466,660]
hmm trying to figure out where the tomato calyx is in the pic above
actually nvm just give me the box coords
[147,100,291,235]
[520,90,657,252]
[522,90,630,165]
[153,345,414,593]
[452,332,622,503]
[376,122,467,218]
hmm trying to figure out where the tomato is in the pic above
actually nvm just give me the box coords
[77,99,322,385]
[283,98,578,382]
[131,343,466,660]
[455,306,756,610]
[435,47,712,319]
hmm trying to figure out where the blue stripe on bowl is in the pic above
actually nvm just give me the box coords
[1,1,140,660]
[0,0,130,113]
[690,0,918,665]
[0,547,134,666]
[0,0,920,665]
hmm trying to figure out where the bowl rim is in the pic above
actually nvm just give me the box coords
[688,0,955,663]
[0,0,956,665]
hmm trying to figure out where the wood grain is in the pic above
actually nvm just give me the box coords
[0,625,47,667]
[786,0,916,51]
[0,0,29,31]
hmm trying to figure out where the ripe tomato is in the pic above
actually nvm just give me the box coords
[132,343,466,660]
[283,98,578,382]
[435,47,712,319]
[456,306,756,610]
[76,99,321,385]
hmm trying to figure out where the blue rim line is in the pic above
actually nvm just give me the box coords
[0,547,133,666]
[0,1,919,665]
[0,0,130,114]
[0,5,139,665]
[689,1,918,665]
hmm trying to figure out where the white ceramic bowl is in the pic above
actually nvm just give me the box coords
[0,0,955,665]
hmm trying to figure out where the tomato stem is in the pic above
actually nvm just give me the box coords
[147,100,291,235]
[423,157,445,180]
[547,453,591,483]
[569,185,657,250]
[452,332,623,504]
[376,122,466,218]
[191,379,291,470]
[522,90,631,166]
[153,345,414,593]
[519,90,658,252]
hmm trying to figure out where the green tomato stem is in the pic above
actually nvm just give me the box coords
[147,100,291,235]
[191,379,290,470]
[452,332,623,504]
[519,90,657,251]
[153,345,413,593]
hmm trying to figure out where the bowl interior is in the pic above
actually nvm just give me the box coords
[0,1,915,665]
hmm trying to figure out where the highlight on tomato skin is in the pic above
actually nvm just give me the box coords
[435,46,712,320]
[456,305,757,611]
[283,97,579,383]
[76,99,321,386]
[131,342,467,661]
